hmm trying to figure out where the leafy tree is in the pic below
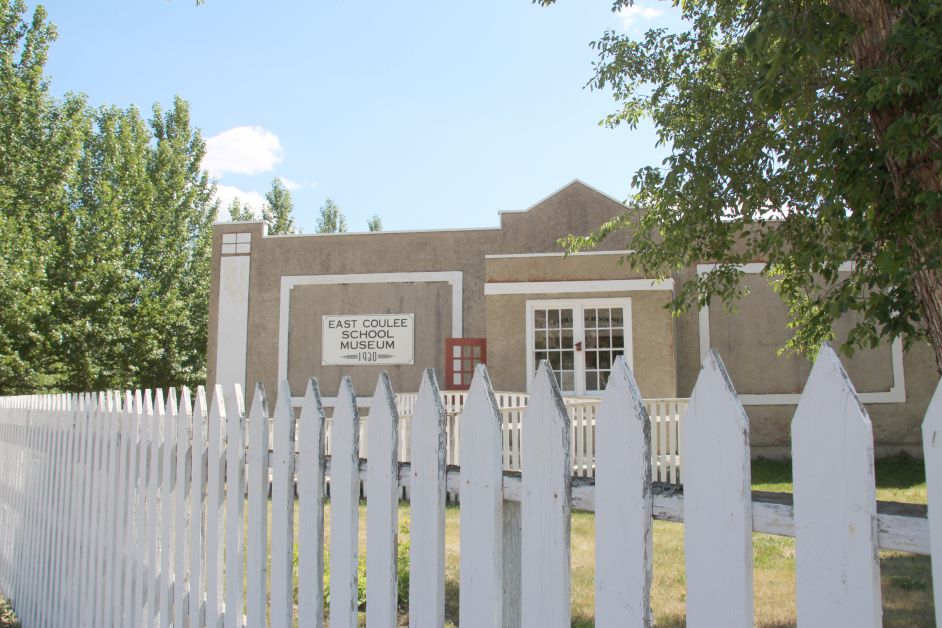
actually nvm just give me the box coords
[550,0,942,372]
[261,177,296,234]
[0,0,87,392]
[367,214,383,232]
[317,198,347,233]
[228,197,255,221]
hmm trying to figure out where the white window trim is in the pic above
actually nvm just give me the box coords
[525,297,633,396]
[279,271,463,406]
[696,264,905,404]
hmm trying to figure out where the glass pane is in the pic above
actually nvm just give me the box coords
[585,371,598,391]
[561,308,574,328]
[585,331,597,349]
[472,346,481,357]
[535,351,547,366]
[463,359,474,372]
[562,351,574,370]
[600,351,612,370]
[561,371,574,391]
[599,330,611,348]
[548,309,559,327]
[584,308,597,329]
[597,308,611,328]
[453,346,462,358]
[453,373,462,386]
[535,309,546,329]
[453,359,461,371]
[611,307,624,327]
[612,330,624,349]
[462,345,473,357]
[612,348,624,359]
[535,331,547,350]
[549,351,562,370]
[547,329,561,349]
[585,351,597,369]
[599,371,609,389]
[561,329,573,349]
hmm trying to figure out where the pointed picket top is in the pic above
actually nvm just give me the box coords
[792,344,881,627]
[246,382,270,628]
[366,372,401,628]
[297,378,326,628]
[271,380,297,628]
[409,368,447,628]
[682,349,753,628]
[459,364,504,628]
[594,356,652,627]
[521,360,571,628]
[330,376,361,628]
[922,378,942,628]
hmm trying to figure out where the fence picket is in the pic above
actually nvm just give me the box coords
[408,370,446,628]
[160,389,177,628]
[366,372,400,628]
[191,387,209,628]
[298,379,326,628]
[246,384,270,628]
[594,356,652,626]
[330,376,361,628]
[174,389,193,628]
[271,381,297,628]
[458,365,503,628]
[224,385,246,628]
[143,390,162,627]
[79,395,97,628]
[682,350,753,627]
[521,361,571,628]
[207,386,227,628]
[923,379,942,628]
[793,345,881,627]
[101,392,120,628]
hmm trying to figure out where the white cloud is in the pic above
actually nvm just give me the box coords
[203,126,284,177]
[279,176,303,191]
[214,184,265,219]
[617,3,663,29]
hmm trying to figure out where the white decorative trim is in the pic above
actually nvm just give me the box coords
[484,278,673,296]
[524,297,634,396]
[696,264,905,404]
[484,250,631,260]
[216,255,251,395]
[278,271,463,383]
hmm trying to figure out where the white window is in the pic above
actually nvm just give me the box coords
[525,298,633,395]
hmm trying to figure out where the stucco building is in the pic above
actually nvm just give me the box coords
[207,180,938,457]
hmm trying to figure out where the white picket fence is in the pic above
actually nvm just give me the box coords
[0,345,939,627]
[348,392,686,483]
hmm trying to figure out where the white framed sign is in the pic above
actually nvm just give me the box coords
[322,314,415,365]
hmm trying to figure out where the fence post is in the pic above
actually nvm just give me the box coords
[366,372,400,628]
[792,344,881,627]
[521,361,571,628]
[594,356,652,626]
[459,365,504,628]
[409,369,446,628]
[224,384,246,628]
[924,379,942,628]
[207,386,227,628]
[682,350,753,627]
[297,378,326,628]
[271,381,297,628]
[330,376,361,628]
[246,384,270,628]
[174,388,193,628]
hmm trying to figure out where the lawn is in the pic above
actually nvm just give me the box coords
[316,454,932,627]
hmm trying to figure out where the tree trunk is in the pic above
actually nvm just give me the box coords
[834,0,942,373]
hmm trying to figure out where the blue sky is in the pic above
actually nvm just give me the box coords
[31,0,683,233]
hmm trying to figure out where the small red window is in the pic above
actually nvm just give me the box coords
[445,338,487,390]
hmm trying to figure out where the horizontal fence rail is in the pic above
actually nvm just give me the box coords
[0,346,939,627]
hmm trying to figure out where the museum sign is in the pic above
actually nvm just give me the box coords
[321,314,415,365]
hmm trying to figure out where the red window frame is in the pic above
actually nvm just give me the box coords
[445,338,487,390]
